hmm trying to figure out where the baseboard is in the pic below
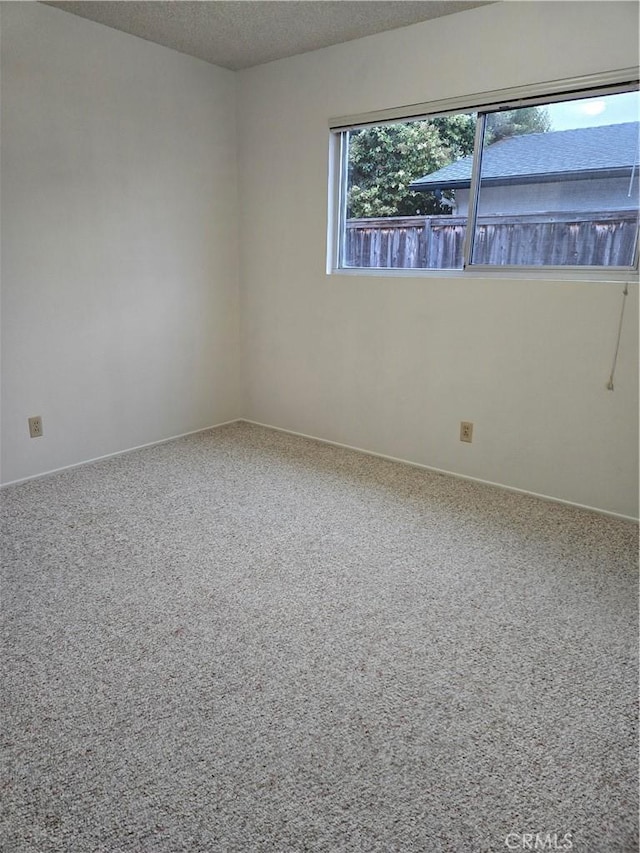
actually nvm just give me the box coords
[239,418,639,524]
[4,416,637,523]
[0,419,242,489]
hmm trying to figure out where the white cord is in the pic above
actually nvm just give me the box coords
[627,162,636,197]
[606,282,629,391]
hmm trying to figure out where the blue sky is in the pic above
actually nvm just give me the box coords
[547,90,639,130]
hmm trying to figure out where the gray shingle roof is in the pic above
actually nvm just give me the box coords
[409,121,640,191]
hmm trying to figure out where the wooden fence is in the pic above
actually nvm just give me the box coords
[344,210,638,269]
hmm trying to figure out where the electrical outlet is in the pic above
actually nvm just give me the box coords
[460,421,473,443]
[28,416,43,438]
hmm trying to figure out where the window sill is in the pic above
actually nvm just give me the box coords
[329,266,639,284]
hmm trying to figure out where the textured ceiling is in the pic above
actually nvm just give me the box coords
[42,1,495,71]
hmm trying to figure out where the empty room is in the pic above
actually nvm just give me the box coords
[1,1,638,851]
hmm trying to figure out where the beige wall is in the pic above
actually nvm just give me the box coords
[1,3,241,483]
[237,1,639,518]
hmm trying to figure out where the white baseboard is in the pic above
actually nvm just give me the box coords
[3,415,637,523]
[239,418,639,524]
[0,419,242,489]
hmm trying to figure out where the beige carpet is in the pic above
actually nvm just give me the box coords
[1,422,638,852]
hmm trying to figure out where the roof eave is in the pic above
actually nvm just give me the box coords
[409,165,636,193]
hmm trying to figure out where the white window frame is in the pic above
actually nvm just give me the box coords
[327,69,640,282]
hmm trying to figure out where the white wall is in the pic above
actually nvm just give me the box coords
[237,1,639,518]
[2,2,638,518]
[458,177,639,216]
[1,3,241,483]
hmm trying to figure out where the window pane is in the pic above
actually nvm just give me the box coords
[471,92,640,267]
[341,114,477,270]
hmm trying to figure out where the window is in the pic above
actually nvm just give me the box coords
[330,75,639,276]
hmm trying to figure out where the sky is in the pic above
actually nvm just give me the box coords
[546,90,639,130]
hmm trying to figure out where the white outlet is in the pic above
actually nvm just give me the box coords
[460,421,473,443]
[28,416,43,438]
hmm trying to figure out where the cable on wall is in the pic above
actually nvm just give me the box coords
[606,281,629,391]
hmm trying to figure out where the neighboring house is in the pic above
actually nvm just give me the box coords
[409,121,640,216]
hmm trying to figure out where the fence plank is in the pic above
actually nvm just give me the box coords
[344,211,638,269]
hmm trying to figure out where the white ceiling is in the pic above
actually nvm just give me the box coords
[42,1,495,71]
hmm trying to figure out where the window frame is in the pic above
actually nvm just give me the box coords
[328,69,640,281]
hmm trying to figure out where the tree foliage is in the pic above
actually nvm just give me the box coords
[346,107,550,218]
[347,115,475,218]
[485,106,551,143]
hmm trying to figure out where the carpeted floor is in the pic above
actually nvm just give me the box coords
[1,422,638,853]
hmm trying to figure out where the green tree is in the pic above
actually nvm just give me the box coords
[347,115,475,218]
[485,106,551,143]
[346,107,550,219]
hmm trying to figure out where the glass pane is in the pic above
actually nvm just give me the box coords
[341,114,476,270]
[471,91,639,267]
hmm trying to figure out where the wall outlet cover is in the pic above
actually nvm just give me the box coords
[460,421,473,443]
[28,416,43,438]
